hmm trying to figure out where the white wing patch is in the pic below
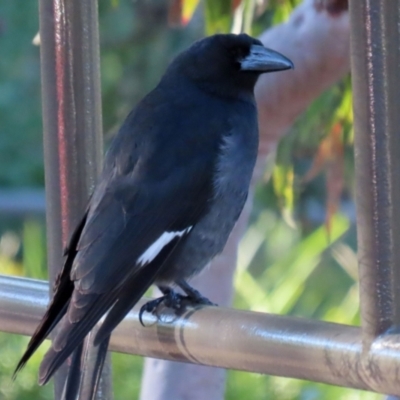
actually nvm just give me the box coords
[137,227,192,266]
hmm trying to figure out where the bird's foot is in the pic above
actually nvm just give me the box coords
[139,285,216,326]
[139,289,186,326]
[177,279,217,307]
[179,291,215,308]
[183,289,215,307]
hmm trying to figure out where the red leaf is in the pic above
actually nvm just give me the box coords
[168,0,200,27]
[232,0,243,12]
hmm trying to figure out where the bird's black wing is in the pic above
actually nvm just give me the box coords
[38,92,223,387]
[15,77,226,392]
[37,165,214,384]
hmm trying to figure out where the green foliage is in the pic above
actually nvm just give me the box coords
[236,213,350,314]
[204,0,262,36]
[22,219,47,279]
[204,0,233,34]
[112,353,143,398]
[0,333,52,400]
[270,0,301,25]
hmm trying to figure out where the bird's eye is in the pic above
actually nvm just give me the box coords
[230,47,245,60]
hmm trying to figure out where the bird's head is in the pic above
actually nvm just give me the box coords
[165,33,294,99]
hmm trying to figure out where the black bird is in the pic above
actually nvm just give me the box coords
[15,33,293,398]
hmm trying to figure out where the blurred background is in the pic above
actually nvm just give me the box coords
[0,0,377,399]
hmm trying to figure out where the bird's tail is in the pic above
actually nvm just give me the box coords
[38,260,162,388]
[13,217,89,379]
[61,334,111,400]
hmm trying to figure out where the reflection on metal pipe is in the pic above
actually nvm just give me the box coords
[3,275,400,396]
[38,0,107,397]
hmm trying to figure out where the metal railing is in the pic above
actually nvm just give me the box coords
[38,0,109,397]
[2,273,400,395]
[1,0,400,398]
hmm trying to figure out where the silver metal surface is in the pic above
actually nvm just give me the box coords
[4,274,400,396]
[349,2,400,342]
[38,0,108,398]
[349,4,400,399]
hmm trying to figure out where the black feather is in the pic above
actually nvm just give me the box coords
[94,236,184,345]
[13,214,87,378]
[61,336,110,400]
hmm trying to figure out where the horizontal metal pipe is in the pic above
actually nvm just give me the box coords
[2,274,400,396]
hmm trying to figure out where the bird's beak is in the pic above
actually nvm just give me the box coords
[240,45,294,73]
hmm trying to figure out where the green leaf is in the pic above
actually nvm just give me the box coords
[235,213,350,314]
[23,219,46,279]
[204,0,234,34]
[272,162,295,226]
[182,0,201,24]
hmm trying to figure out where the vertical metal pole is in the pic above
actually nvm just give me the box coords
[38,0,112,398]
[349,1,400,343]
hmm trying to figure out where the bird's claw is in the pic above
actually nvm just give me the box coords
[139,297,164,326]
[139,291,186,326]
[139,290,215,326]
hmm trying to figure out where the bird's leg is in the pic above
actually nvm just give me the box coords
[158,286,187,309]
[138,286,186,326]
[176,279,216,306]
